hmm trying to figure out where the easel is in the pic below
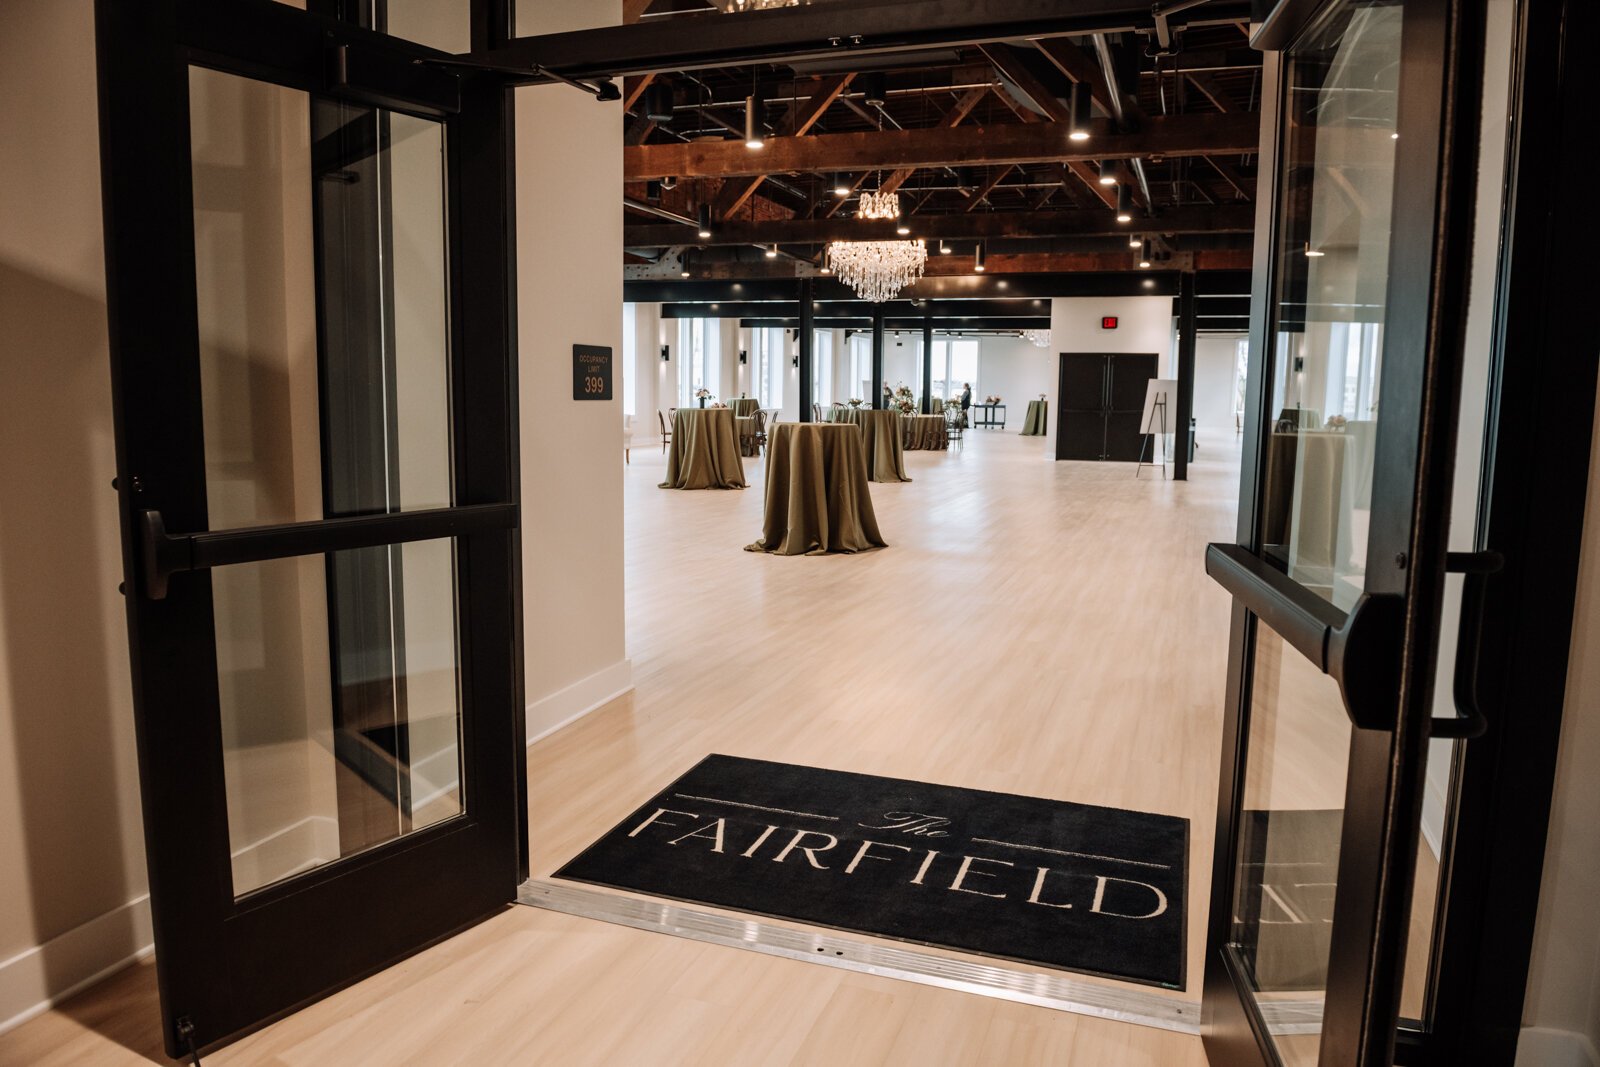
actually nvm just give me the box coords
[1136,393,1168,480]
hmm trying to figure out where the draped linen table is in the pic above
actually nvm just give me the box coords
[659,407,747,490]
[902,414,948,451]
[745,423,886,556]
[1020,399,1049,436]
[727,397,760,417]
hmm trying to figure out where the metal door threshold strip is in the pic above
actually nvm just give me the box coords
[517,880,1201,1035]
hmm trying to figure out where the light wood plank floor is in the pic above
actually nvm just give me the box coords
[0,429,1245,1065]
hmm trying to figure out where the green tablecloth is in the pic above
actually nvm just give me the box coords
[736,415,760,457]
[745,423,886,556]
[902,414,948,451]
[1020,399,1049,436]
[829,405,866,425]
[855,409,910,481]
[727,397,760,417]
[659,408,747,489]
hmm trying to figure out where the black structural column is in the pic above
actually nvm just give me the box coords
[797,278,815,421]
[921,315,934,413]
[871,304,886,408]
[1174,271,1197,481]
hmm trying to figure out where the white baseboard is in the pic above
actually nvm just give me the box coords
[0,664,634,1041]
[1517,1027,1600,1067]
[0,894,153,1038]
[526,658,633,745]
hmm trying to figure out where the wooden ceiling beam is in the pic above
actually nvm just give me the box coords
[1031,36,1115,112]
[981,46,1121,211]
[963,165,1015,212]
[622,72,656,113]
[631,111,1262,183]
[714,73,853,220]
[624,203,1254,247]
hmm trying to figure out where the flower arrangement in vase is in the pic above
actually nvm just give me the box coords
[891,384,918,416]
[694,387,713,408]
[847,398,863,408]
[1327,414,1348,431]
[984,394,1002,405]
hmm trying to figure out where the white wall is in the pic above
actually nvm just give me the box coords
[515,0,630,740]
[1194,335,1244,450]
[976,333,1054,415]
[1047,296,1177,451]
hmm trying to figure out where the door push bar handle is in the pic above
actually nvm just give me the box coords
[136,503,518,601]
[1207,543,1505,736]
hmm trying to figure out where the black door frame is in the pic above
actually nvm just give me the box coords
[1203,0,1599,1064]
[95,0,523,1056]
[1201,0,1487,1062]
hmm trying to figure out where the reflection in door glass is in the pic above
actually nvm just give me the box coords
[1260,0,1401,613]
[1231,622,1353,1066]
[213,539,463,897]
[190,66,453,529]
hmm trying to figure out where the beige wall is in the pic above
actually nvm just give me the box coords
[515,0,631,740]
[0,0,630,1028]
[0,0,150,1025]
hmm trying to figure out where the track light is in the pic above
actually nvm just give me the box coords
[973,244,986,273]
[1116,185,1133,224]
[765,243,778,258]
[1098,162,1117,186]
[832,173,850,197]
[744,95,764,149]
[1138,239,1151,269]
[1069,83,1091,142]
[697,204,713,239]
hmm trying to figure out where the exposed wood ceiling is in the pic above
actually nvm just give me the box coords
[619,3,1263,288]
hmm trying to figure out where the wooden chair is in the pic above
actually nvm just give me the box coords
[811,402,823,422]
[751,410,767,455]
[657,410,672,453]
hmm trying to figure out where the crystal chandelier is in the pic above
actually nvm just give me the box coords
[1023,329,1051,348]
[825,191,928,303]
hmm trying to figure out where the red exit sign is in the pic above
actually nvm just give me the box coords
[1101,316,1119,330]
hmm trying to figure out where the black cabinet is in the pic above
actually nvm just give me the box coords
[1055,352,1158,461]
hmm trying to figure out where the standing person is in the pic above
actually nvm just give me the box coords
[960,382,972,427]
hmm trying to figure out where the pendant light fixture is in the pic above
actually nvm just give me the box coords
[744,94,764,149]
[832,173,850,197]
[1069,83,1091,142]
[696,204,713,239]
[1098,161,1117,186]
[680,249,693,278]
[1138,239,1152,269]
[1116,184,1133,224]
[938,239,952,255]
[1130,232,1142,248]
[765,243,779,258]
[973,243,986,273]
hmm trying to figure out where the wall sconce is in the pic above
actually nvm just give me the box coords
[660,345,670,362]
[791,355,799,368]
[739,349,748,365]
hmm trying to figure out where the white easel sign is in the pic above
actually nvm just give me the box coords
[1137,378,1180,479]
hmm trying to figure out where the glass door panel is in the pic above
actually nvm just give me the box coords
[1260,0,1400,613]
[1230,621,1352,1062]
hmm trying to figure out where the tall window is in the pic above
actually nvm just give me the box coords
[677,318,719,405]
[752,326,785,407]
[926,337,981,402]
[812,330,832,407]
[849,333,871,402]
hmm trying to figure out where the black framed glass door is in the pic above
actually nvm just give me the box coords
[95,0,521,1056]
[1201,0,1487,1063]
